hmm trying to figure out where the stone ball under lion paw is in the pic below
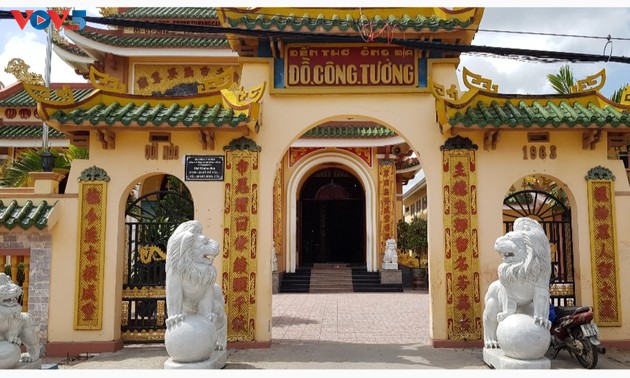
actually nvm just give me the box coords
[496,313,551,360]
[165,315,217,363]
[0,341,21,369]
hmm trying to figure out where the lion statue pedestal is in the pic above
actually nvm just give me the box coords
[482,217,552,369]
[163,220,227,370]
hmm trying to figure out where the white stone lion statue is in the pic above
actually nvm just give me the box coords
[0,273,40,363]
[383,239,398,264]
[271,241,278,272]
[482,217,552,349]
[165,220,226,353]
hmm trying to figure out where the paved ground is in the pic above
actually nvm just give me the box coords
[38,291,630,371]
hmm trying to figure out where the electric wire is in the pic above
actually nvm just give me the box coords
[206,7,630,42]
[1,10,629,64]
[87,14,630,64]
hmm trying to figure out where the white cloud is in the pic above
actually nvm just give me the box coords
[0,31,86,87]
[459,8,630,97]
[0,8,101,88]
[2,7,628,97]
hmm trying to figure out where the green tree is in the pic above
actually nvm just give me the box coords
[397,219,411,252]
[547,64,628,104]
[610,83,629,103]
[0,145,88,188]
[396,216,428,257]
[547,64,575,95]
[4,262,25,286]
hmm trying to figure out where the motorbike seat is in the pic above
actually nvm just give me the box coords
[554,306,591,318]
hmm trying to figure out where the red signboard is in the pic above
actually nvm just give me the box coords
[284,44,417,88]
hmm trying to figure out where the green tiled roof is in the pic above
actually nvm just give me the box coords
[0,200,55,230]
[301,125,396,138]
[0,125,66,139]
[54,40,90,57]
[224,12,474,32]
[112,7,218,19]
[0,88,93,107]
[74,29,228,48]
[397,157,420,170]
[449,100,630,128]
[48,102,249,127]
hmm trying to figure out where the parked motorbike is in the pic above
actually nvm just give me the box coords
[549,304,606,369]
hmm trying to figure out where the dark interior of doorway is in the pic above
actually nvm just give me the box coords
[299,168,365,267]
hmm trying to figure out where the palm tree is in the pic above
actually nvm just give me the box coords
[0,145,88,188]
[547,65,628,105]
[610,83,629,103]
[547,64,575,95]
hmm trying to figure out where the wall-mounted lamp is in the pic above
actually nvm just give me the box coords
[41,150,56,172]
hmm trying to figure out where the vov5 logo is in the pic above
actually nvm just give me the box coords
[10,9,86,31]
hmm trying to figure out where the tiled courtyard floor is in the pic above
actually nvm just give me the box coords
[39,290,630,370]
[272,290,431,345]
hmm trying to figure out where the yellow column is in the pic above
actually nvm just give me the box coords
[272,166,283,270]
[10,256,18,281]
[585,166,621,326]
[441,136,482,341]
[28,172,65,194]
[21,255,30,312]
[378,160,396,266]
[222,137,260,342]
[74,166,109,330]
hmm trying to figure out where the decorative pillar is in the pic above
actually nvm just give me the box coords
[585,166,621,326]
[223,137,260,342]
[74,166,110,330]
[441,136,482,341]
[272,166,283,267]
[378,160,396,264]
[28,171,65,194]
[21,255,30,312]
[272,166,283,293]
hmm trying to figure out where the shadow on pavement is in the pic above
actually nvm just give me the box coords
[47,343,630,370]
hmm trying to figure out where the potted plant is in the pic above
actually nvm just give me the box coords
[396,216,428,289]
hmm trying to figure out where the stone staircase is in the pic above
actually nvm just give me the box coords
[352,268,404,292]
[278,268,311,293]
[308,263,353,293]
[278,264,404,293]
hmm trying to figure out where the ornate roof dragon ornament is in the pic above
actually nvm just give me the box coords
[6,58,76,105]
[4,58,45,86]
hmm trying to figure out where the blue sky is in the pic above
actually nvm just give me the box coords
[1,6,628,94]
[460,7,630,98]
[2,5,629,193]
[0,7,102,87]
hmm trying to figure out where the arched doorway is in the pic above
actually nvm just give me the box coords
[121,175,194,342]
[503,184,575,306]
[298,167,365,267]
[286,151,378,272]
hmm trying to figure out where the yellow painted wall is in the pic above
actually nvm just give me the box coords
[42,56,630,347]
[240,59,458,342]
[48,129,240,343]
[467,129,630,342]
[238,57,630,342]
[403,181,427,222]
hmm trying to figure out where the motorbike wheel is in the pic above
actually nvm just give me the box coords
[575,338,598,369]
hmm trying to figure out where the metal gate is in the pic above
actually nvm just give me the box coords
[122,190,193,342]
[503,190,575,306]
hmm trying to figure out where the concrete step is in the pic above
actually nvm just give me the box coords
[309,267,353,293]
[312,263,351,269]
[309,287,354,293]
